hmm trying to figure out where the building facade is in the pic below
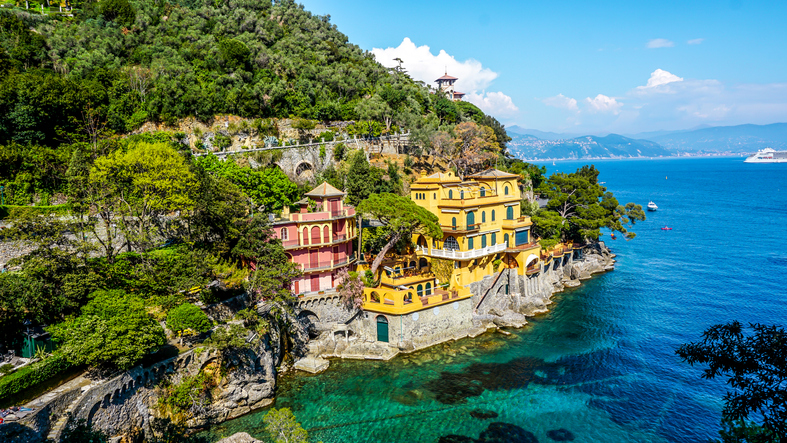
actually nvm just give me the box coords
[360,169,543,347]
[435,73,465,101]
[272,182,358,295]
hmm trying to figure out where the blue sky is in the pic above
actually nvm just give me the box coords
[299,0,787,135]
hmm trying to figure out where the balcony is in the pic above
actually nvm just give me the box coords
[362,284,473,315]
[285,208,357,223]
[441,223,481,233]
[282,232,358,250]
[414,242,508,260]
[301,253,358,272]
[501,216,531,229]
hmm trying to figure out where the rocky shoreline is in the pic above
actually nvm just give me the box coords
[2,242,615,443]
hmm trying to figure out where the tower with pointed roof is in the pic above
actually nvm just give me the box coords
[271,182,358,295]
[435,72,465,102]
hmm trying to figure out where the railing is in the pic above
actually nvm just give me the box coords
[301,253,357,272]
[441,223,481,232]
[282,232,357,249]
[415,242,508,260]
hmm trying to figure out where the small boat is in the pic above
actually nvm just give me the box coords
[610,233,616,240]
[647,201,658,211]
[661,226,672,231]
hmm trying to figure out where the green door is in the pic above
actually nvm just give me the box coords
[376,316,389,342]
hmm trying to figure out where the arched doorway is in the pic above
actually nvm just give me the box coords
[376,316,389,342]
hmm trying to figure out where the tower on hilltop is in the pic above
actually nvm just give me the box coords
[434,72,465,102]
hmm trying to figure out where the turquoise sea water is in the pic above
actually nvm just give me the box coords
[202,157,787,443]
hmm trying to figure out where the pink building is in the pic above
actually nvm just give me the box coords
[272,182,358,295]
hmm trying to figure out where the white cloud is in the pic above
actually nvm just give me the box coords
[466,91,519,117]
[687,38,704,45]
[585,94,622,114]
[541,93,579,111]
[371,37,498,94]
[636,69,684,91]
[647,38,675,48]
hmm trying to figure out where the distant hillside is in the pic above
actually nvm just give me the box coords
[642,123,787,153]
[508,133,671,160]
[507,126,582,141]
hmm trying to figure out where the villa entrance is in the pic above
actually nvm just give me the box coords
[376,315,389,342]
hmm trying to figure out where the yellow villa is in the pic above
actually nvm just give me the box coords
[359,169,546,349]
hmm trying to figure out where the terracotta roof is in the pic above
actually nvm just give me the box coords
[305,181,345,198]
[453,91,466,97]
[435,74,458,81]
[467,169,520,179]
[416,171,462,184]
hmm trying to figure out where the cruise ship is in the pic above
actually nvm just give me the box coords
[744,148,787,163]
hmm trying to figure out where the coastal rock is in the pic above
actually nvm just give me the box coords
[217,432,263,443]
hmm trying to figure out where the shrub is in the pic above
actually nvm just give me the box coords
[333,142,346,162]
[214,135,232,150]
[0,354,72,402]
[166,303,212,335]
[99,0,136,27]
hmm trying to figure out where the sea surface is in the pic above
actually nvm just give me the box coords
[201,157,787,443]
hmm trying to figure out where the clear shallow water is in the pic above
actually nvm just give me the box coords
[202,157,787,443]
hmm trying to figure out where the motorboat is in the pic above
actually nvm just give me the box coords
[647,201,658,211]
[661,226,672,231]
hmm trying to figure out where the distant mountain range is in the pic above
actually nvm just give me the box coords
[507,133,671,160]
[506,123,787,159]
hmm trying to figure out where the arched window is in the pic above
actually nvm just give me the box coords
[370,291,381,303]
[451,217,457,229]
[280,228,288,241]
[417,284,423,297]
[481,235,487,248]
[480,187,486,197]
[404,292,412,304]
[426,282,432,295]
[468,237,474,249]
[311,226,321,244]
[482,211,486,223]
[302,227,309,245]
[449,190,453,199]
[445,236,459,251]
[507,206,514,220]
[460,190,465,199]
[466,211,475,228]
[419,258,428,269]
[323,226,330,242]
[504,233,510,246]
[504,186,509,195]
[491,210,496,221]
[491,233,497,246]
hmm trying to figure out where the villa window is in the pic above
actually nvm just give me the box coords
[452,217,457,229]
[281,228,288,241]
[480,187,486,197]
[507,206,514,220]
[468,237,474,249]
[449,190,453,199]
[504,233,510,246]
[426,282,432,295]
[460,190,465,199]
[482,211,486,223]
[491,210,496,221]
[481,235,487,248]
[504,186,509,195]
[433,193,436,199]
[491,233,496,246]
[445,236,459,251]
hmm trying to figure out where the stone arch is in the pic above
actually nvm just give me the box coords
[295,161,313,177]
[370,291,381,303]
[88,401,101,426]
[298,310,319,324]
[419,257,428,269]
[416,234,427,248]
[102,393,111,408]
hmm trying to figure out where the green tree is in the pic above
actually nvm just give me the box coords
[90,142,197,251]
[344,150,374,206]
[99,0,136,27]
[263,407,309,443]
[676,321,787,441]
[50,289,166,370]
[357,193,442,275]
[532,165,644,245]
[166,303,212,335]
